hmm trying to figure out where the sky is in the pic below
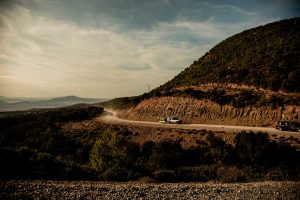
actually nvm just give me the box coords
[0,0,299,98]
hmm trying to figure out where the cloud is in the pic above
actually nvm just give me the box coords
[0,0,298,98]
[116,64,151,71]
[214,5,257,17]
[1,1,228,98]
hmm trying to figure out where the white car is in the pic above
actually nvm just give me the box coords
[168,117,182,124]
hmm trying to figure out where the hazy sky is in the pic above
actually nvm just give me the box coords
[0,0,299,98]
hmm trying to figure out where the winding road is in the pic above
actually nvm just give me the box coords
[96,109,300,137]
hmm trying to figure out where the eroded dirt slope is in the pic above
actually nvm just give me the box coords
[121,97,300,127]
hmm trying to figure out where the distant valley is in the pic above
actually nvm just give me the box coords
[0,96,107,112]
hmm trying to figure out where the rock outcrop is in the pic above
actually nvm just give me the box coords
[121,97,300,127]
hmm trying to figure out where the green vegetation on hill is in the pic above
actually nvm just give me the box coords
[100,96,142,110]
[0,105,104,180]
[101,87,300,110]
[1,108,299,182]
[161,18,300,92]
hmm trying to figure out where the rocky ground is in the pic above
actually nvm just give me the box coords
[0,180,299,200]
[121,96,300,127]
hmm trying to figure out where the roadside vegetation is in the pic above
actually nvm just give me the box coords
[89,130,299,182]
[1,108,299,182]
[0,105,103,180]
[101,87,300,110]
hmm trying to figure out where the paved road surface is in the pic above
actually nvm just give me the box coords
[96,109,300,137]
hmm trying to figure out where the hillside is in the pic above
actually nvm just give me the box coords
[159,17,300,93]
[1,107,300,182]
[103,18,300,126]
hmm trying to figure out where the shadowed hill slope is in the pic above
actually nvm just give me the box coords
[159,17,300,93]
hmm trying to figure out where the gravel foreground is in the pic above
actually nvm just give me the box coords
[0,180,299,200]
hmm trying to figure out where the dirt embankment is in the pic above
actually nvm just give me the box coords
[120,97,300,127]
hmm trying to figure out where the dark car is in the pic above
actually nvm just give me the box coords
[275,120,300,132]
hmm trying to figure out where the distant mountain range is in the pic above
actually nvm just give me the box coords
[0,96,107,112]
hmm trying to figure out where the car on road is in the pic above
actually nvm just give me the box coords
[168,117,182,124]
[159,118,167,123]
[275,120,300,132]
[159,117,182,124]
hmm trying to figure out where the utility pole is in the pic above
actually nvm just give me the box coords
[146,84,151,92]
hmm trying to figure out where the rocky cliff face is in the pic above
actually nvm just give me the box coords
[121,97,300,127]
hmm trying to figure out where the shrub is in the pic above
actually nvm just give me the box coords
[149,140,183,170]
[216,166,248,182]
[101,165,134,181]
[182,146,213,165]
[207,132,235,163]
[89,129,140,181]
[153,169,177,182]
[35,152,64,177]
[177,165,217,182]
[234,131,271,164]
[90,129,126,173]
